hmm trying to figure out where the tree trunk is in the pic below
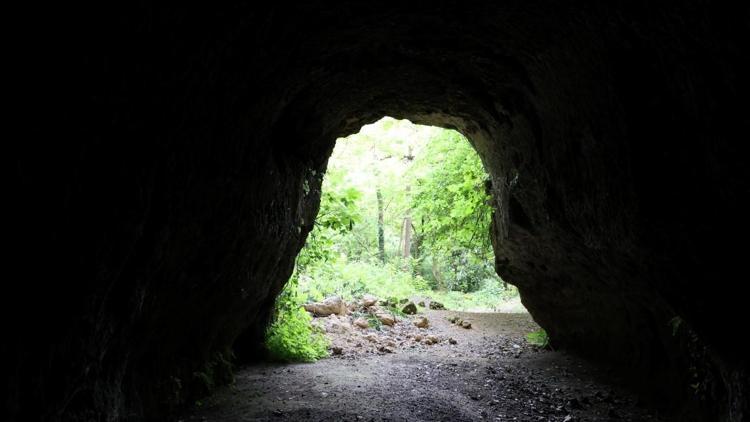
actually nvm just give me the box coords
[401,146,414,259]
[411,222,420,259]
[431,258,446,290]
[401,216,412,258]
[376,187,385,263]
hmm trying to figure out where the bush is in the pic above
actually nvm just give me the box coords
[525,329,550,347]
[299,258,429,303]
[297,256,519,312]
[265,279,329,362]
[426,278,518,311]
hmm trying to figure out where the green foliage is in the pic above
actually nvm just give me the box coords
[526,329,550,347]
[428,279,521,311]
[267,117,524,362]
[295,116,519,306]
[296,169,363,269]
[367,312,384,330]
[296,258,518,313]
[190,351,235,397]
[411,130,492,253]
[427,249,498,293]
[386,304,408,318]
[410,129,496,293]
[317,172,362,233]
[299,259,429,303]
[265,277,329,362]
[350,309,387,331]
[669,316,683,336]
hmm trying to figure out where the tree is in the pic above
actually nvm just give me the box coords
[399,145,415,259]
[299,117,499,292]
[410,129,495,292]
[376,186,385,263]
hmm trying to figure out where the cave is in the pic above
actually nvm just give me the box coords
[7,2,748,421]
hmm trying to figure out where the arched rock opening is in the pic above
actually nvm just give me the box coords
[8,2,748,421]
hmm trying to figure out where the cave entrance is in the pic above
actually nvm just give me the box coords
[265,116,529,363]
[189,119,665,420]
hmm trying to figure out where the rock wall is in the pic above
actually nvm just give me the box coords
[7,2,748,420]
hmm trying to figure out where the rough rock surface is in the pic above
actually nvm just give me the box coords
[8,2,748,421]
[414,316,429,329]
[317,310,455,358]
[313,314,352,334]
[373,311,395,327]
[303,296,347,317]
[361,295,378,308]
[353,318,370,329]
[402,302,418,315]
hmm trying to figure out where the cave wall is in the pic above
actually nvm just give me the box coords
[6,1,748,421]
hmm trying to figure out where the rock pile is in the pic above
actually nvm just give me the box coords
[304,294,454,357]
[429,301,445,310]
[303,296,347,316]
[447,315,472,329]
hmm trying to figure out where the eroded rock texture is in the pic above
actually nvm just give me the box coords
[7,2,748,421]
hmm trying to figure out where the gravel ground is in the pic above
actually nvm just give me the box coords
[182,310,665,421]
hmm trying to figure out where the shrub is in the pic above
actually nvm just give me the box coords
[265,278,329,362]
[299,259,429,303]
[525,329,550,347]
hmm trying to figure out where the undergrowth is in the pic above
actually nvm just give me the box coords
[525,329,550,348]
[265,277,329,362]
[298,259,519,312]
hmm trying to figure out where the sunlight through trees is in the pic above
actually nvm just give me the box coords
[266,117,523,361]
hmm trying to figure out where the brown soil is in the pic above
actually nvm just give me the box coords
[183,311,665,421]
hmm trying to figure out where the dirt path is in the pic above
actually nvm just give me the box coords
[183,311,664,421]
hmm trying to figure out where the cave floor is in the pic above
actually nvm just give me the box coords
[183,311,664,421]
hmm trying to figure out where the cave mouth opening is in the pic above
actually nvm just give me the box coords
[264,116,531,363]
[203,116,671,421]
[6,3,746,420]
[191,113,671,420]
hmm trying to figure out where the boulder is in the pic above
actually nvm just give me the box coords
[324,317,352,333]
[376,312,395,326]
[422,335,440,345]
[367,305,395,326]
[402,302,417,315]
[429,301,445,310]
[461,320,472,329]
[413,316,429,328]
[361,294,378,307]
[303,296,347,316]
[353,317,370,329]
